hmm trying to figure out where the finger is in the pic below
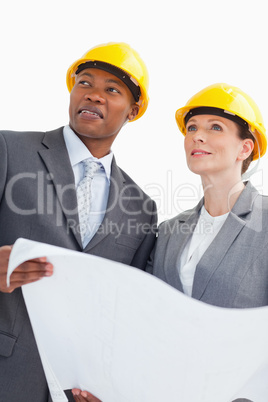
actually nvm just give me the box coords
[0,245,13,265]
[15,258,53,272]
[73,396,82,402]
[3,266,52,292]
[0,258,53,293]
[72,389,83,402]
[81,391,102,401]
[74,395,97,402]
[14,258,53,274]
[11,261,53,278]
[72,390,102,402]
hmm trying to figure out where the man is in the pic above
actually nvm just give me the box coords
[0,42,157,402]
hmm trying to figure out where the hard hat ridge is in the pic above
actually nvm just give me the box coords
[184,106,250,129]
[75,60,141,102]
[175,83,267,160]
[66,42,149,121]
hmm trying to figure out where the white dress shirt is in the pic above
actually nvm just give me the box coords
[63,125,113,246]
[178,206,229,296]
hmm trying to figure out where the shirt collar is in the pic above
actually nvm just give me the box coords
[63,125,113,180]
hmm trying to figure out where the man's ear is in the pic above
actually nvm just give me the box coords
[238,139,254,161]
[127,104,140,121]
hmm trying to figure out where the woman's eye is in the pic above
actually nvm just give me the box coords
[212,124,222,131]
[187,125,197,132]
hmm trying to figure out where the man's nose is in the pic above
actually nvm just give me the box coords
[84,89,105,104]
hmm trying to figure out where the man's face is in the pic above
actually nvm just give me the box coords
[69,68,139,144]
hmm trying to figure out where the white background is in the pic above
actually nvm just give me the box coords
[1,0,267,223]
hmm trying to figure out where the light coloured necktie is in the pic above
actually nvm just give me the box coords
[77,158,100,245]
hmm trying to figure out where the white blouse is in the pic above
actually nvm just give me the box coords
[178,206,229,296]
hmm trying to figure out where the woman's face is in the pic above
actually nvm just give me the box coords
[184,114,245,179]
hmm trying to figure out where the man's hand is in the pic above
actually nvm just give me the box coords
[72,389,102,402]
[0,245,53,293]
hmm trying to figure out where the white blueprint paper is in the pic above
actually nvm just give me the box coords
[7,238,268,402]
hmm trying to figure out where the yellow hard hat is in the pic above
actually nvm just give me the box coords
[66,42,149,121]
[175,83,267,160]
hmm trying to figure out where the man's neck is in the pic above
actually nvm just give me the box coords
[75,135,115,159]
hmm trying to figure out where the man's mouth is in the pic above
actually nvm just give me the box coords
[79,106,103,119]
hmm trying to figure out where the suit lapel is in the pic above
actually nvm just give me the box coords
[84,158,129,251]
[38,127,82,247]
[192,213,246,300]
[164,200,203,293]
[192,182,259,300]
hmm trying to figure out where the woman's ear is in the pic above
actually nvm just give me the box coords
[127,104,140,121]
[238,139,254,161]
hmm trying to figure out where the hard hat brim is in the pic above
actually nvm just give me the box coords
[175,105,267,161]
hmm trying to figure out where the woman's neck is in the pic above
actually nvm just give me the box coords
[201,175,245,217]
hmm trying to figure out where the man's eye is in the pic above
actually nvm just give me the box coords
[79,80,90,86]
[107,87,119,93]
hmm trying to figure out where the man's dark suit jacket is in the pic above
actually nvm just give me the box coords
[0,127,157,402]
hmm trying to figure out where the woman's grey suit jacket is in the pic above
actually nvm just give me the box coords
[147,181,268,308]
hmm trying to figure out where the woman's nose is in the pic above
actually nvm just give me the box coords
[192,129,206,143]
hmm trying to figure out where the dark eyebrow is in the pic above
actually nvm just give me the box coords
[207,118,224,123]
[105,78,124,87]
[76,72,124,87]
[186,118,197,124]
[77,72,94,79]
[187,117,226,124]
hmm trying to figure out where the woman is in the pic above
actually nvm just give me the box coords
[147,83,268,308]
